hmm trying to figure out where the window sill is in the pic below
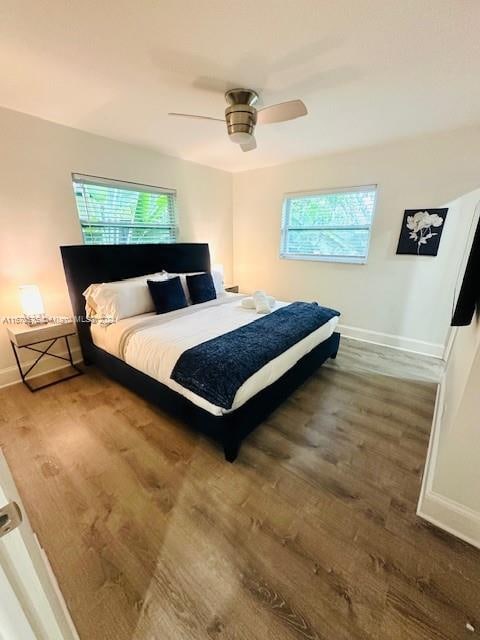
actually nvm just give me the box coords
[279,254,367,265]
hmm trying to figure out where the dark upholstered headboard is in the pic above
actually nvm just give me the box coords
[60,243,211,362]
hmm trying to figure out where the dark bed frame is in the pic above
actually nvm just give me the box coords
[60,243,340,462]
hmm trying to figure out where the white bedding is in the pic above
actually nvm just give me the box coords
[90,294,338,416]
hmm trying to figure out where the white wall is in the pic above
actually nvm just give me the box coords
[233,126,480,356]
[0,107,232,385]
[418,193,480,548]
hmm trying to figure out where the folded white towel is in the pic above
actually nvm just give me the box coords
[253,290,271,314]
[241,295,276,310]
[241,297,255,309]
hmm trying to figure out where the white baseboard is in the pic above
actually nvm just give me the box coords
[417,375,480,550]
[0,347,82,389]
[337,323,445,358]
[418,491,480,550]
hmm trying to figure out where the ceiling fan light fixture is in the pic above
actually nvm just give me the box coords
[225,102,256,141]
[229,131,253,144]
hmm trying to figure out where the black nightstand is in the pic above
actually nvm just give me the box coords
[225,285,239,293]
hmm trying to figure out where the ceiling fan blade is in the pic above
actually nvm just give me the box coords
[240,137,257,152]
[257,99,307,125]
[168,112,224,123]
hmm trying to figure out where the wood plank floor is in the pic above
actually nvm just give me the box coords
[331,336,444,383]
[0,341,479,639]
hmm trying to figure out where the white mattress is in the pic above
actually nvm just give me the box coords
[90,294,338,416]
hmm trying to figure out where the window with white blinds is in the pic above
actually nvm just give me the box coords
[72,174,178,245]
[280,185,377,264]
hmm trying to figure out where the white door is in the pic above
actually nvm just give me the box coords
[0,449,79,640]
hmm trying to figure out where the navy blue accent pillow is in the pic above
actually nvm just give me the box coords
[187,272,217,305]
[147,277,188,314]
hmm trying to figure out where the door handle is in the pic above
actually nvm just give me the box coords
[0,502,22,539]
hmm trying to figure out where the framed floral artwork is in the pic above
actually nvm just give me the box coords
[396,208,448,256]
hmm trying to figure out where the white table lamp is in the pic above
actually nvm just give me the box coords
[19,285,47,325]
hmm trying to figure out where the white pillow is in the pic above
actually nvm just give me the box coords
[211,270,225,297]
[83,283,102,319]
[83,280,155,322]
[83,272,168,320]
[167,270,225,304]
[123,271,168,283]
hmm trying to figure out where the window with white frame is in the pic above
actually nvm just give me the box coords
[72,174,178,245]
[280,185,377,264]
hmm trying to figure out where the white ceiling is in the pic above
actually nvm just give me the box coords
[1,0,479,172]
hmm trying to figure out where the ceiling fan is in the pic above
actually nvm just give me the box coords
[168,89,307,152]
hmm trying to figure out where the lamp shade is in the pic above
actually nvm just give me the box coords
[19,285,45,317]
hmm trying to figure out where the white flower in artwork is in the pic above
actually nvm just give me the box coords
[406,210,444,254]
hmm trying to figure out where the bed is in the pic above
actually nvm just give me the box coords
[61,243,340,461]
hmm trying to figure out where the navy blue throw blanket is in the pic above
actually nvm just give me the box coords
[171,302,340,409]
